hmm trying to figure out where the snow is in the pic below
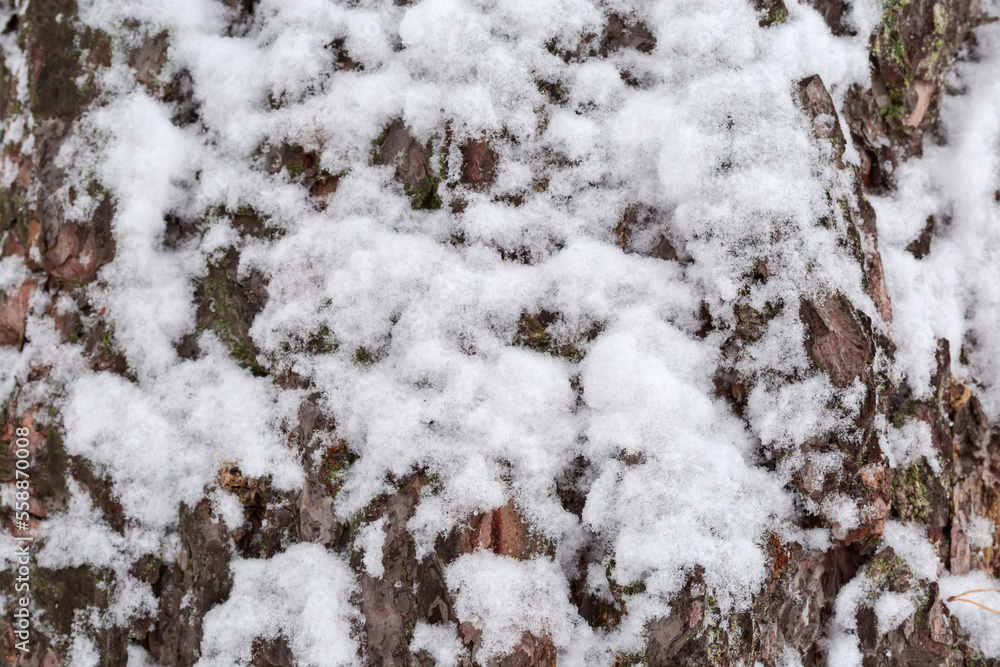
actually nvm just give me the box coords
[882,521,942,582]
[209,487,247,531]
[825,572,867,667]
[825,541,922,665]
[820,494,860,541]
[967,514,996,551]
[0,0,997,661]
[62,359,303,531]
[55,3,884,603]
[866,521,1000,659]
[0,256,30,292]
[579,308,792,611]
[126,645,159,667]
[198,544,359,666]
[68,636,101,667]
[410,621,464,667]
[778,647,806,667]
[35,480,128,571]
[68,93,205,380]
[356,517,387,578]
[880,418,938,471]
[940,571,1000,659]
[871,0,1000,417]
[874,591,916,635]
[821,519,962,661]
[446,551,577,663]
[747,374,842,450]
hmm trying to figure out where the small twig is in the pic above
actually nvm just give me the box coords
[946,588,1000,615]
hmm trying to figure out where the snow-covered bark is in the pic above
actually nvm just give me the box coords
[1,0,999,665]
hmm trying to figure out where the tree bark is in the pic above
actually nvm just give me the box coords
[0,0,998,665]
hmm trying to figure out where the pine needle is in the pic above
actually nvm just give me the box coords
[946,588,1000,615]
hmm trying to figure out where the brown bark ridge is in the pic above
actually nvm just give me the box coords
[0,1,998,666]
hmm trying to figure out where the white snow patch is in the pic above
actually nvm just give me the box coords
[968,514,996,551]
[825,572,867,667]
[127,645,159,666]
[871,9,1000,418]
[940,572,1000,659]
[447,552,576,663]
[62,358,303,530]
[69,635,101,667]
[820,494,860,541]
[580,309,792,611]
[874,591,916,635]
[410,621,464,667]
[356,517,387,579]
[198,544,359,666]
[0,256,30,292]
[881,520,942,582]
[881,419,938,471]
[36,480,128,570]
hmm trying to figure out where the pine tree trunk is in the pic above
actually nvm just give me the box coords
[0,0,998,665]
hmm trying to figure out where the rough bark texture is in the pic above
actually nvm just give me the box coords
[0,1,998,666]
